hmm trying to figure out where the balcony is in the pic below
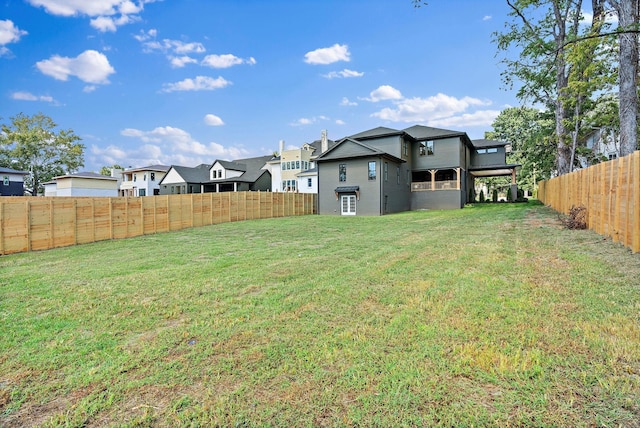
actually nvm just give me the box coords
[411,180,458,191]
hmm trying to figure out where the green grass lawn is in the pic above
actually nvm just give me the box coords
[1,201,639,427]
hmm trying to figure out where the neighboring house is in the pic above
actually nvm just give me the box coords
[268,130,337,193]
[158,155,273,195]
[316,125,519,215]
[43,172,119,197]
[583,127,620,165]
[0,167,29,196]
[120,165,170,196]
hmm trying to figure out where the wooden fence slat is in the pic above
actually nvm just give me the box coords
[540,153,639,254]
[0,192,316,255]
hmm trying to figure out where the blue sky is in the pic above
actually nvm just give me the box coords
[1,0,520,172]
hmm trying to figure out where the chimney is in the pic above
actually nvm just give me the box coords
[321,130,328,153]
[279,139,285,156]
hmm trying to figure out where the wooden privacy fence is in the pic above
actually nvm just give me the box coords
[537,151,640,253]
[0,192,317,255]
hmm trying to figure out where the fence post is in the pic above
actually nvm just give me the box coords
[0,200,4,255]
[633,152,640,253]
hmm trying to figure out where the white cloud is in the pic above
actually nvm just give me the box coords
[335,119,346,125]
[340,97,357,106]
[204,114,224,126]
[161,76,231,93]
[26,0,155,32]
[201,54,256,68]
[36,49,115,84]
[290,116,331,127]
[370,92,496,127]
[106,125,250,167]
[482,15,492,21]
[169,55,198,68]
[323,69,364,79]
[428,109,502,128]
[364,85,403,102]
[11,91,56,103]
[0,20,27,47]
[304,43,350,65]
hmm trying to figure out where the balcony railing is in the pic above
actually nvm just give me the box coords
[411,180,458,191]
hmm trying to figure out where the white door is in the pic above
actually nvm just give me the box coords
[341,195,356,215]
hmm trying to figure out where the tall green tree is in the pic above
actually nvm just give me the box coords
[486,106,556,192]
[494,0,608,175]
[0,113,84,195]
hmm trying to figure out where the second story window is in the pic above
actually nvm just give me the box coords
[368,161,376,180]
[133,174,137,182]
[151,172,155,181]
[339,164,346,182]
[419,141,434,156]
[384,162,388,181]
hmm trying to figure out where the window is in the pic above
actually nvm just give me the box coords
[282,180,287,190]
[384,162,388,181]
[487,148,498,153]
[282,162,286,171]
[2,176,8,186]
[341,195,356,215]
[133,174,137,182]
[139,189,146,196]
[407,170,411,185]
[476,149,487,154]
[368,161,376,180]
[218,169,222,177]
[151,172,155,181]
[420,141,434,156]
[339,164,347,182]
[404,141,408,156]
[307,178,312,188]
[296,161,300,169]
[143,174,147,181]
[609,153,618,160]
[397,166,400,184]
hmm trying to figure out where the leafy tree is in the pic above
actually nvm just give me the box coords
[0,113,84,195]
[494,0,608,175]
[100,164,123,176]
[486,106,556,193]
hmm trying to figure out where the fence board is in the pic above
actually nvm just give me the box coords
[0,192,316,255]
[538,152,640,253]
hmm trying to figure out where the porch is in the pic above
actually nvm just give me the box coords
[411,168,461,191]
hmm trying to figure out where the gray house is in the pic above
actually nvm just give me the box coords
[317,125,518,215]
[0,166,29,196]
[158,155,273,195]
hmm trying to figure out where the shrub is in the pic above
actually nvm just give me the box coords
[492,189,498,202]
[479,190,485,203]
[559,205,587,229]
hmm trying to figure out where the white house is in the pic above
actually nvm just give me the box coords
[268,130,334,193]
[119,165,170,196]
[44,172,119,197]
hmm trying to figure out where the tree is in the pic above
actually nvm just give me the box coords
[494,0,608,175]
[486,106,556,192]
[608,0,639,156]
[100,164,123,176]
[0,113,84,195]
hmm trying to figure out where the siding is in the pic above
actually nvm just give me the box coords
[413,137,462,169]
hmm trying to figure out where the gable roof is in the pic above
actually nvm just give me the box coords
[348,126,404,140]
[403,125,467,140]
[316,138,404,163]
[208,155,273,183]
[166,164,211,184]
